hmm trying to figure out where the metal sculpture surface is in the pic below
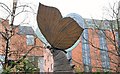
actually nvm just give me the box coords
[66,13,85,52]
[37,3,83,50]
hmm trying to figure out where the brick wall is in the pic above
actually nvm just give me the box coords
[0,19,54,72]
[72,29,119,72]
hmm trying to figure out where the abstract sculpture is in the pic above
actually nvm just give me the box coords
[37,3,83,72]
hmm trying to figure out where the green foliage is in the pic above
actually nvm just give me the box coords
[74,67,81,73]
[2,59,39,73]
[20,59,39,72]
[2,67,11,74]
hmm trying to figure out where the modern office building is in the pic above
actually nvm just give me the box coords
[66,13,119,72]
[0,18,54,72]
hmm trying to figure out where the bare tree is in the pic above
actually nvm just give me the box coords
[70,1,120,72]
[0,1,41,73]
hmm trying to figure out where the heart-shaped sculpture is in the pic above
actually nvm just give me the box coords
[37,3,83,50]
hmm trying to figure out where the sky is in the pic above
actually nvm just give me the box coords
[0,0,119,50]
[39,0,118,19]
[0,0,119,29]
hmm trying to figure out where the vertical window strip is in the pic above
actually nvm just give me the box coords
[99,30,110,71]
[116,32,118,41]
[0,55,5,73]
[38,57,44,72]
[116,32,119,46]
[66,51,72,64]
[82,29,91,72]
[26,35,34,45]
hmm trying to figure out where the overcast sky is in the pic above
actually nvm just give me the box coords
[39,0,119,19]
[0,0,119,29]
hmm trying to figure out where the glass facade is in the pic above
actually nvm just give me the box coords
[81,29,91,72]
[0,55,4,73]
[38,57,44,72]
[26,35,34,45]
[28,56,39,67]
[99,30,110,72]
[66,50,72,64]
[116,32,120,55]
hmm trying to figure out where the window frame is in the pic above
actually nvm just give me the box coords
[26,35,34,45]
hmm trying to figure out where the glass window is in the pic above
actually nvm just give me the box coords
[0,55,5,63]
[0,55,5,73]
[87,20,92,25]
[66,51,72,64]
[116,32,119,45]
[26,35,34,45]
[28,56,38,67]
[82,29,91,72]
[99,30,110,71]
[38,57,44,72]
[116,32,118,40]
[51,64,53,70]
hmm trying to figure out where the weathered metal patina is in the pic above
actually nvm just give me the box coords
[37,3,83,50]
[37,3,83,72]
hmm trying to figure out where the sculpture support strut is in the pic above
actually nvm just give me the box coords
[50,49,73,72]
